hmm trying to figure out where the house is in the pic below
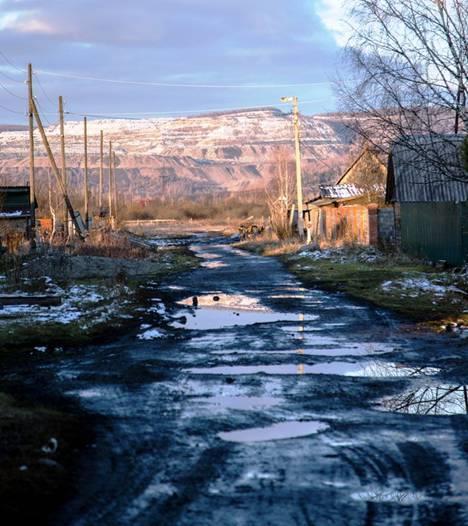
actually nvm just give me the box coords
[304,147,394,247]
[336,147,387,194]
[386,134,468,265]
[0,186,36,252]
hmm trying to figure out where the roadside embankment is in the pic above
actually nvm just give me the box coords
[0,231,198,350]
[238,239,468,328]
[0,230,199,523]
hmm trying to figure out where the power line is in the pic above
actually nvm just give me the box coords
[34,73,56,107]
[0,101,24,115]
[0,79,27,100]
[0,51,24,73]
[63,98,330,120]
[0,68,24,84]
[35,69,335,89]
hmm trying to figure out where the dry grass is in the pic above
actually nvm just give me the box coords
[122,194,268,222]
[263,240,304,256]
[71,230,150,259]
[236,232,303,256]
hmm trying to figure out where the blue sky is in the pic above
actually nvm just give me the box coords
[0,0,346,123]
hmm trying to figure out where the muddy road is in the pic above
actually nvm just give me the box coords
[18,239,468,525]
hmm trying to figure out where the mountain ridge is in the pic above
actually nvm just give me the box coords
[0,109,356,200]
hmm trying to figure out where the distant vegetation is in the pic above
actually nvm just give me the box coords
[122,193,269,222]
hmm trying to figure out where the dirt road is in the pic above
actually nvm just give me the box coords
[19,238,468,525]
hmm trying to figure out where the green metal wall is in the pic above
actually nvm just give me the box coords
[400,202,468,266]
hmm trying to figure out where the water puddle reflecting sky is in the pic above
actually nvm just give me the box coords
[194,396,280,411]
[378,384,468,415]
[186,362,439,377]
[351,487,426,504]
[174,293,318,330]
[218,420,329,443]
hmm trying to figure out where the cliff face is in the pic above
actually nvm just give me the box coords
[0,109,355,200]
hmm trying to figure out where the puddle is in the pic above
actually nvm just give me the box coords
[174,294,317,330]
[187,362,439,377]
[218,420,329,443]
[378,384,468,415]
[195,396,280,411]
[179,293,267,311]
[351,488,426,504]
[201,261,227,269]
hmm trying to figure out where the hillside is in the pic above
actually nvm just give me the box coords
[0,109,356,200]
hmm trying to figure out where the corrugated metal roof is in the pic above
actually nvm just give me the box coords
[319,184,364,199]
[388,134,468,203]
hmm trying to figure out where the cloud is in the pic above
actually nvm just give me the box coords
[0,0,341,123]
[315,0,350,47]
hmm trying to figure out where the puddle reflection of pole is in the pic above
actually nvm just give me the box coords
[297,313,305,375]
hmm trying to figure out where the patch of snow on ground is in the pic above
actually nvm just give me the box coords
[0,282,111,325]
[137,328,165,340]
[381,278,465,297]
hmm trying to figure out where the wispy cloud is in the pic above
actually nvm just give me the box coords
[315,0,350,47]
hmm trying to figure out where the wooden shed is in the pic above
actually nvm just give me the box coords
[304,147,393,247]
[0,186,36,252]
[386,134,468,265]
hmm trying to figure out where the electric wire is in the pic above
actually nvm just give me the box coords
[0,68,24,84]
[0,79,27,100]
[0,50,24,73]
[35,68,335,90]
[34,73,56,107]
[62,98,330,120]
[0,101,24,114]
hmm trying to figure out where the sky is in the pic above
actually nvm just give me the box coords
[0,0,347,124]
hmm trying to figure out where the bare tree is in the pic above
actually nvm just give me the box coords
[266,148,295,239]
[339,0,467,180]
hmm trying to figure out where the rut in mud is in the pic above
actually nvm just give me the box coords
[22,240,468,525]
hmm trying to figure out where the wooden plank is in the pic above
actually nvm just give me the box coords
[0,295,62,307]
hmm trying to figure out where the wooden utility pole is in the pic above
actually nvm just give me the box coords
[112,151,118,224]
[99,130,104,211]
[280,96,304,238]
[59,96,68,235]
[27,64,36,246]
[30,99,85,239]
[292,97,304,239]
[84,116,89,228]
[108,140,113,220]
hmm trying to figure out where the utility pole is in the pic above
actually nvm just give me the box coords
[108,140,113,221]
[59,96,68,236]
[30,98,86,239]
[112,151,118,225]
[99,130,104,211]
[84,116,89,228]
[27,64,36,247]
[281,96,304,238]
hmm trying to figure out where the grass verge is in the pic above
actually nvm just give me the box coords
[238,239,468,326]
[0,245,198,351]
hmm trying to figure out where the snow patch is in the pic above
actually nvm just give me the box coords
[137,328,165,340]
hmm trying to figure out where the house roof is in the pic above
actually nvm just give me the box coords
[0,186,35,217]
[386,134,468,203]
[337,148,386,185]
[318,184,364,199]
[307,194,378,208]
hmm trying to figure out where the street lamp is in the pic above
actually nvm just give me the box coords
[281,96,304,239]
